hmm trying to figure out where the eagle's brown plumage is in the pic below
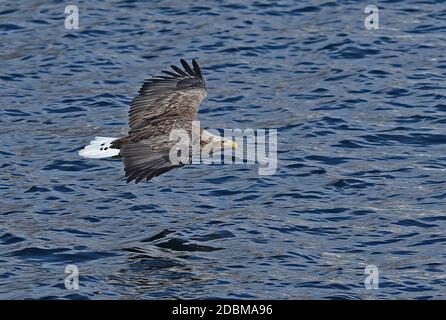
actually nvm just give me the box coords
[79,58,236,183]
[111,59,208,183]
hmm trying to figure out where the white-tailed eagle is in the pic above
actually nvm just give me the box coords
[79,59,237,183]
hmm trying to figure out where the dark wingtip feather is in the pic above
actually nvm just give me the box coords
[161,70,178,77]
[180,59,195,76]
[170,65,187,76]
[135,175,145,184]
[192,59,202,79]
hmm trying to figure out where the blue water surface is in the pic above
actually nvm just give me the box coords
[0,0,445,299]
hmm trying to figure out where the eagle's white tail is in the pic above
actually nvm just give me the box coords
[79,136,120,159]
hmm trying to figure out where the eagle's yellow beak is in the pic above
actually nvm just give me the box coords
[223,140,238,150]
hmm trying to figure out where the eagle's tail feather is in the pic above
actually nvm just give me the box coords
[79,136,120,159]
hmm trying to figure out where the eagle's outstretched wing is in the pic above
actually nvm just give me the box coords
[116,59,207,183]
[128,59,207,132]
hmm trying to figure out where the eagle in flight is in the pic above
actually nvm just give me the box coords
[79,59,237,183]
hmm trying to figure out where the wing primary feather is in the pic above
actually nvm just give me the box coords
[192,59,202,79]
[180,59,195,76]
[161,70,179,77]
[171,65,188,76]
[153,76,173,80]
